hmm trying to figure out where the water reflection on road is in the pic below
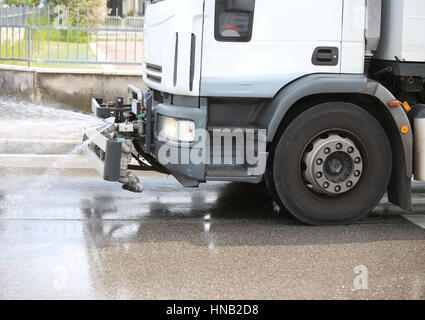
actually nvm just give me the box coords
[0,96,424,299]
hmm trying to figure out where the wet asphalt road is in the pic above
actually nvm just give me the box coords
[0,162,425,300]
[0,97,424,300]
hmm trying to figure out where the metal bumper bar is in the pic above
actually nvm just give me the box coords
[83,125,122,182]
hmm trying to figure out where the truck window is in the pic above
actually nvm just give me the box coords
[215,0,255,42]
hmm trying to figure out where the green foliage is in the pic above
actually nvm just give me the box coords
[6,0,108,43]
[35,27,95,44]
[6,1,107,28]
[48,0,107,27]
[34,15,95,43]
[0,33,100,69]
[5,0,39,6]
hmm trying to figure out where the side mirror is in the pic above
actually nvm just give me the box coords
[225,0,255,12]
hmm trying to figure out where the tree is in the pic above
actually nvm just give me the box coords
[49,0,107,26]
[5,0,40,6]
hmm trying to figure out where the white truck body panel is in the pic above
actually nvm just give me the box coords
[341,0,366,74]
[201,0,345,97]
[143,0,204,96]
[143,0,369,98]
[375,0,425,62]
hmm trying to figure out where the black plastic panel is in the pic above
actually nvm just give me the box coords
[312,47,339,66]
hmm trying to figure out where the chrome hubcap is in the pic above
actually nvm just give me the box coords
[302,133,363,196]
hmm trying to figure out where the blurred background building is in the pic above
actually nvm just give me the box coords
[108,0,147,16]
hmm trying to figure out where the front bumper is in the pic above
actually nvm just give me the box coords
[153,102,207,183]
[83,88,208,185]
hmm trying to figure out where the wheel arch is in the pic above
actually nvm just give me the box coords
[259,74,413,210]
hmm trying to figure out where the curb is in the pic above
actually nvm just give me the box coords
[0,64,143,76]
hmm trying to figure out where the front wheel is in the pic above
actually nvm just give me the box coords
[272,102,392,225]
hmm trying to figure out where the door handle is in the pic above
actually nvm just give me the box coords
[317,50,333,61]
[312,47,339,66]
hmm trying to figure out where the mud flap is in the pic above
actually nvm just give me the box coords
[83,126,122,182]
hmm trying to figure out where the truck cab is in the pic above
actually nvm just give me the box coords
[143,0,364,97]
[85,0,425,225]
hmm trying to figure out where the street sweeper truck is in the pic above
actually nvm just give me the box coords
[83,0,425,225]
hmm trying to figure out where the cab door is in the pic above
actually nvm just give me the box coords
[201,0,344,98]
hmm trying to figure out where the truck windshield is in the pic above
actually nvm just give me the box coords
[215,0,255,42]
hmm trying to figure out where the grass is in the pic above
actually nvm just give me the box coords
[0,25,143,69]
[37,27,95,44]
[0,32,102,69]
[0,11,144,69]
[36,39,97,61]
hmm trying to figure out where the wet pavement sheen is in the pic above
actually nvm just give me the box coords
[0,168,424,300]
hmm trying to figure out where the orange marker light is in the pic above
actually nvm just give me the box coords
[402,101,411,112]
[388,100,402,108]
[401,126,409,134]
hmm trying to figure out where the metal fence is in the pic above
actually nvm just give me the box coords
[0,5,144,67]
[105,16,144,28]
[0,5,34,25]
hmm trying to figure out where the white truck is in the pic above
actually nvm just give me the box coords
[84,0,425,225]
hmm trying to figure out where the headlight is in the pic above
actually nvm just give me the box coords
[158,116,196,142]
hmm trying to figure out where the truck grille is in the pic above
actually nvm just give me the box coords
[146,63,162,73]
[153,90,164,103]
[146,63,162,84]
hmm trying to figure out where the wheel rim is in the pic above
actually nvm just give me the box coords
[301,132,363,196]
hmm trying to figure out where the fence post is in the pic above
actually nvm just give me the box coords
[0,7,2,59]
[86,6,89,61]
[32,5,35,65]
[96,8,99,61]
[77,6,80,61]
[57,6,60,59]
[27,6,32,67]
[18,6,21,59]
[105,6,108,63]
[47,5,50,60]
[67,7,70,60]
[12,7,15,59]
[27,22,30,67]
[38,6,40,60]
[6,6,8,59]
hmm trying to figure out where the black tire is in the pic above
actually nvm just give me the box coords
[272,102,392,225]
